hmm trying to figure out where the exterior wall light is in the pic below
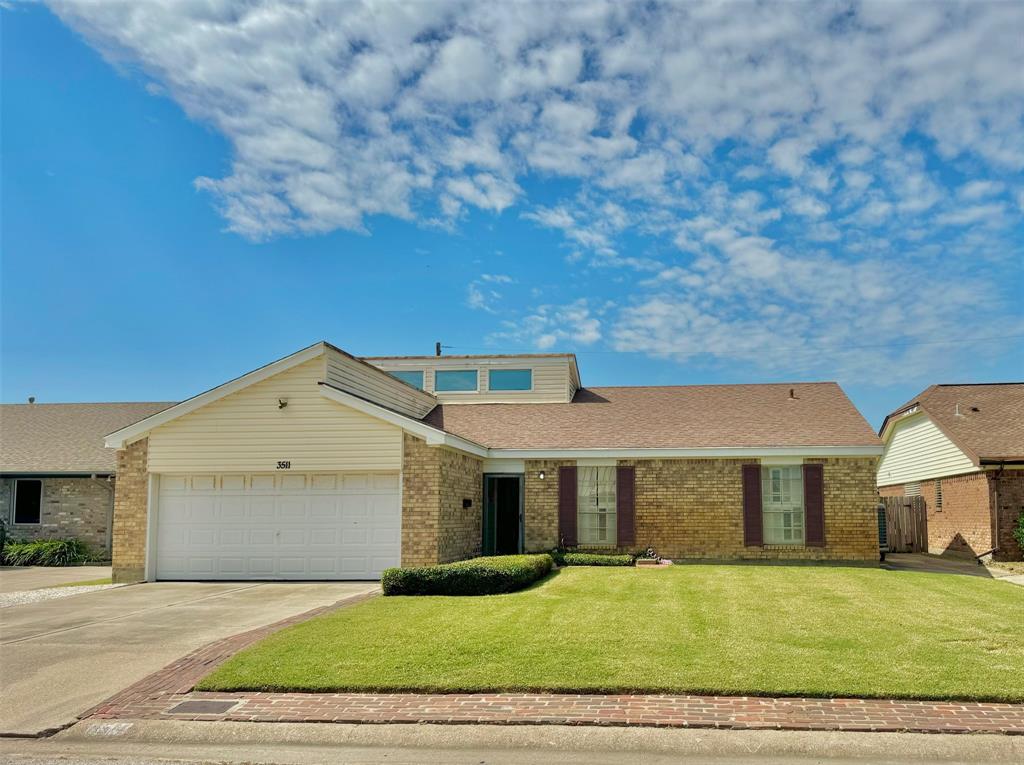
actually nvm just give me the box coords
[538,470,546,480]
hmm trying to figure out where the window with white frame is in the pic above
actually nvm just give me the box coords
[577,466,616,545]
[761,466,804,544]
[13,479,43,525]
[434,369,478,392]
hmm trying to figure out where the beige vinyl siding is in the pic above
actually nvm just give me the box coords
[324,348,436,418]
[368,357,575,403]
[877,412,978,486]
[148,358,402,473]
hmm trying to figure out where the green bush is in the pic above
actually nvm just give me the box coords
[560,552,634,567]
[1014,512,1024,552]
[381,554,553,596]
[1,538,91,567]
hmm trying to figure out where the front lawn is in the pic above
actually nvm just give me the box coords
[199,565,1024,702]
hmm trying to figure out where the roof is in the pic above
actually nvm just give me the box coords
[424,383,881,450]
[881,383,1024,463]
[1,402,174,474]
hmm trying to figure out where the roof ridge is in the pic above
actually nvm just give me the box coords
[587,381,838,390]
[0,401,176,406]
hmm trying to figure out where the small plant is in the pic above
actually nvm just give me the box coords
[559,552,634,567]
[634,546,661,562]
[1,538,91,567]
[1014,511,1024,552]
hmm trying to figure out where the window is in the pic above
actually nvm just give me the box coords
[761,466,804,544]
[434,369,478,392]
[388,370,424,390]
[489,368,532,392]
[13,479,42,525]
[577,466,616,545]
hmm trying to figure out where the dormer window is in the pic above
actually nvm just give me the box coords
[388,370,424,390]
[489,368,532,392]
[435,369,478,392]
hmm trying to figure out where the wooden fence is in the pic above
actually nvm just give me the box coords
[881,495,928,553]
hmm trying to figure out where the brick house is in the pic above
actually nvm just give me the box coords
[877,384,1024,561]
[0,402,172,556]
[104,342,883,583]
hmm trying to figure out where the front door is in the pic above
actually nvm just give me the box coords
[483,475,523,556]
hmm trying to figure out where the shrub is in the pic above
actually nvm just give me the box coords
[560,552,634,567]
[1,538,91,567]
[381,554,553,596]
[1014,512,1024,552]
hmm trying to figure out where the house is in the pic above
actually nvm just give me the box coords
[1,402,173,555]
[103,342,884,583]
[877,383,1024,561]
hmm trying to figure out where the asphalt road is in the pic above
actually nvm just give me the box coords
[1,720,1021,765]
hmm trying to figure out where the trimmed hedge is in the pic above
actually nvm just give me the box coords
[559,552,634,567]
[1,538,91,567]
[381,554,553,596]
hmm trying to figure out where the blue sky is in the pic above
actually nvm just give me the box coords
[2,1,1022,429]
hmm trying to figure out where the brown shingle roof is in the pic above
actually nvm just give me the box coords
[0,402,174,474]
[424,383,880,450]
[883,383,1024,463]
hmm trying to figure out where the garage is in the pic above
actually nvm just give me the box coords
[155,472,401,580]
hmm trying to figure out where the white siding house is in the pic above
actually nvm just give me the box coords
[876,411,978,486]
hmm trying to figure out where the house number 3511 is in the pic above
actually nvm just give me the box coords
[276,461,291,470]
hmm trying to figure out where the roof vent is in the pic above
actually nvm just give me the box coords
[27,396,35,404]
[788,388,797,400]
[970,406,980,412]
[954,403,964,417]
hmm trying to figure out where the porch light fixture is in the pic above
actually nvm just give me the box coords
[538,470,546,480]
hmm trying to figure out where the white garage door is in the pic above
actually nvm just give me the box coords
[155,472,400,580]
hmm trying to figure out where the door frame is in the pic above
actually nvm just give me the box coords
[482,473,525,555]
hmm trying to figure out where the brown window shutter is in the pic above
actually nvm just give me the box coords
[742,464,763,547]
[616,465,636,547]
[558,466,578,547]
[803,463,826,547]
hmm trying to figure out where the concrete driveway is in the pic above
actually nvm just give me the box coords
[0,565,113,593]
[0,581,378,736]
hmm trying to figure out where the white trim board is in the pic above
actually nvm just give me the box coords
[486,446,883,459]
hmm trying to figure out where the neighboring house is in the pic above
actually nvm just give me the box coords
[0,402,173,555]
[104,342,883,583]
[877,383,1024,561]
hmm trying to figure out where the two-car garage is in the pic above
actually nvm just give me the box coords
[155,472,401,580]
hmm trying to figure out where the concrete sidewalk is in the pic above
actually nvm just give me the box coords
[3,719,1022,764]
[0,565,112,593]
[882,554,1024,585]
[0,581,377,736]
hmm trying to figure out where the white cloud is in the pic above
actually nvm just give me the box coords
[958,180,1005,200]
[48,0,1024,381]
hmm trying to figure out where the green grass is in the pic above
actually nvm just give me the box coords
[199,565,1024,702]
[48,577,112,588]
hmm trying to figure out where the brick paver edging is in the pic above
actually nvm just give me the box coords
[82,587,1024,736]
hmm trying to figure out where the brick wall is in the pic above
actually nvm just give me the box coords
[111,438,149,583]
[401,434,483,566]
[524,457,879,561]
[523,460,573,551]
[1,476,113,554]
[992,472,1024,561]
[923,473,992,558]
[437,446,483,563]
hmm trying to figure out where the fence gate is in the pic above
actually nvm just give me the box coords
[881,495,928,553]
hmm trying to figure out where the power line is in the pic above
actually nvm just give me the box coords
[444,332,1024,357]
